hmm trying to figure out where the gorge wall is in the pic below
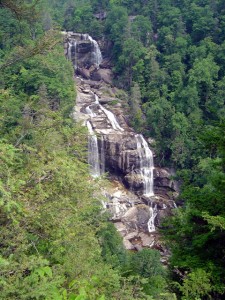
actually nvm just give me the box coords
[63,32,179,256]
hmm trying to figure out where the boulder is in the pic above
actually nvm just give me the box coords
[90,68,113,84]
[114,222,127,237]
[153,167,179,198]
[108,200,128,220]
[125,231,139,240]
[122,204,150,232]
[154,168,176,190]
[77,68,90,79]
[124,173,143,190]
[134,244,143,251]
[138,232,155,247]
[123,238,135,250]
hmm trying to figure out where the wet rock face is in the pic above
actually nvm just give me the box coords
[124,174,144,190]
[103,181,172,255]
[64,32,103,69]
[122,205,150,232]
[77,41,93,54]
[77,68,90,79]
[154,168,174,189]
[102,134,147,192]
[103,134,178,198]
[64,32,115,85]
[104,134,137,170]
[71,42,94,68]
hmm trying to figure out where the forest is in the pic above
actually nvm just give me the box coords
[0,0,225,299]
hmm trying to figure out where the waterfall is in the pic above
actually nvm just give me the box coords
[68,41,72,61]
[135,134,156,232]
[66,33,102,69]
[148,203,157,232]
[87,35,103,67]
[80,33,102,67]
[94,94,124,131]
[86,121,100,177]
[86,101,105,175]
[66,32,175,244]
[172,201,177,208]
[85,105,96,117]
[135,134,154,196]
[68,39,77,69]
[100,136,105,174]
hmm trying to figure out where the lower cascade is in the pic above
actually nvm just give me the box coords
[86,121,100,177]
[65,32,178,253]
[148,204,158,232]
[135,134,154,197]
[85,92,154,198]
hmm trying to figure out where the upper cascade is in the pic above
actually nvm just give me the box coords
[63,32,103,70]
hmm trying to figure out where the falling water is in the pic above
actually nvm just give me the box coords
[85,105,96,117]
[148,203,157,232]
[86,121,100,177]
[172,201,177,208]
[135,134,154,196]
[94,94,124,131]
[67,41,71,61]
[86,102,105,175]
[100,136,105,174]
[67,33,102,69]
[87,35,103,67]
[68,39,77,69]
[135,134,156,232]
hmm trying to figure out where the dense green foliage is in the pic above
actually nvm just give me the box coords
[0,1,174,299]
[0,4,116,297]
[1,0,225,299]
[43,0,225,298]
